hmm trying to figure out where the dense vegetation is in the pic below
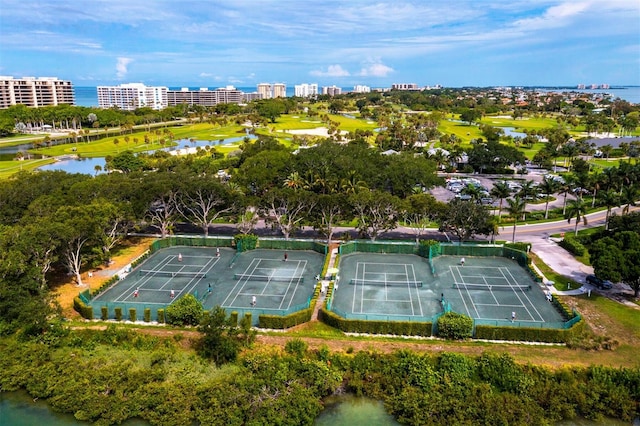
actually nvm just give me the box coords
[0,327,638,425]
[1,91,639,424]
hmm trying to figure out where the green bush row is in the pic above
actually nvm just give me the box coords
[73,297,93,320]
[318,308,432,336]
[559,235,586,256]
[552,294,578,320]
[258,284,321,329]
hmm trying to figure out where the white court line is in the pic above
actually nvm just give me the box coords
[452,266,478,317]
[502,267,545,322]
[110,255,175,302]
[222,258,261,306]
[278,260,306,310]
[498,267,536,320]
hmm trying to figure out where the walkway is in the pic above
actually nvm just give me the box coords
[310,243,340,320]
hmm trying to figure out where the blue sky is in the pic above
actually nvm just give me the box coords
[1,0,639,88]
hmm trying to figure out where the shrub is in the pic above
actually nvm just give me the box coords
[101,306,108,321]
[157,309,165,323]
[114,307,122,321]
[234,234,258,251]
[437,312,473,340]
[129,308,137,322]
[165,294,203,326]
[284,338,308,357]
[144,308,151,322]
[559,235,585,256]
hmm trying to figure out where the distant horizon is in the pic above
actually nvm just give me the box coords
[1,1,638,87]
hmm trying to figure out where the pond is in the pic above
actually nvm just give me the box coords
[0,391,148,426]
[35,135,256,175]
[314,394,400,425]
[2,390,637,425]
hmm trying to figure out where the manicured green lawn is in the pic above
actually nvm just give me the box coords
[0,158,55,178]
[437,119,483,144]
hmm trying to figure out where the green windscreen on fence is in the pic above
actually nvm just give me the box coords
[339,241,419,255]
[150,236,234,253]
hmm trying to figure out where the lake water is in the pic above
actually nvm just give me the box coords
[0,391,148,426]
[34,136,254,175]
[314,394,399,425]
[3,390,637,425]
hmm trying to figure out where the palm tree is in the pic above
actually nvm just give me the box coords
[505,197,526,243]
[565,197,588,236]
[538,176,560,219]
[620,185,639,215]
[94,164,102,176]
[598,189,620,230]
[517,180,539,221]
[460,184,483,203]
[283,171,306,190]
[490,181,511,222]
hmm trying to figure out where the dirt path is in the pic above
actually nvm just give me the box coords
[55,237,154,318]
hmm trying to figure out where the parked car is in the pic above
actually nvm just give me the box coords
[586,274,613,289]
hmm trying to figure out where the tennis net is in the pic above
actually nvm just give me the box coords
[139,270,207,278]
[453,283,531,291]
[349,279,423,287]
[234,273,304,283]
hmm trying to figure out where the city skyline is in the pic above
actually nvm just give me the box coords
[1,0,639,88]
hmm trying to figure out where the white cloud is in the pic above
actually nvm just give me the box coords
[116,57,132,79]
[357,61,394,77]
[199,72,213,77]
[310,64,350,77]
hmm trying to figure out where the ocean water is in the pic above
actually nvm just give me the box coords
[73,86,640,108]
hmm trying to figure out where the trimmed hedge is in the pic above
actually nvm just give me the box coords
[115,307,123,321]
[144,308,151,323]
[437,312,473,340]
[559,235,586,256]
[73,297,93,320]
[129,308,137,322]
[101,306,108,321]
[318,308,432,336]
[157,309,165,324]
[258,284,321,329]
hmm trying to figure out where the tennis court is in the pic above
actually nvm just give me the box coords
[331,253,565,325]
[90,246,324,323]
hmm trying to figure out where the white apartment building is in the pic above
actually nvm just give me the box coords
[0,76,75,109]
[353,85,371,93]
[97,83,168,110]
[294,83,318,98]
[167,86,243,107]
[322,85,342,96]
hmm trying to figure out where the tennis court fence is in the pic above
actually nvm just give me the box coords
[338,240,539,282]
[150,236,234,253]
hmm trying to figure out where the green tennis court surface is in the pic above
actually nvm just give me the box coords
[90,247,324,323]
[331,253,565,325]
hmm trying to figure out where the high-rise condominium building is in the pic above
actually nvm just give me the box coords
[273,83,286,98]
[322,85,342,96]
[294,83,318,97]
[0,76,75,109]
[167,86,243,107]
[257,83,287,99]
[353,85,371,93]
[391,83,419,91]
[97,83,168,110]
[257,83,272,99]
